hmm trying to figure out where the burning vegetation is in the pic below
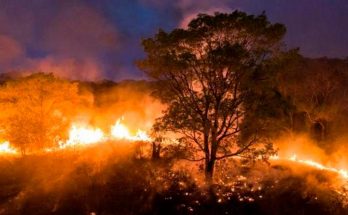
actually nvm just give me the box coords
[0,11,347,215]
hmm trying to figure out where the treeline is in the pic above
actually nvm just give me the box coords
[277,57,348,148]
[0,73,157,155]
[0,56,347,154]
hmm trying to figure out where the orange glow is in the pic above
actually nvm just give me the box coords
[58,117,151,149]
[59,124,105,149]
[110,118,152,142]
[0,117,152,152]
[110,118,130,139]
[271,154,348,179]
[0,117,346,181]
[0,141,17,154]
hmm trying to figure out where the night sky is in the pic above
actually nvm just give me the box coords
[0,0,347,80]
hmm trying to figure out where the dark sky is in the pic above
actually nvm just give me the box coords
[0,0,347,80]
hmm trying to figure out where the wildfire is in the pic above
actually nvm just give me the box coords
[271,154,348,179]
[0,141,17,154]
[59,124,105,149]
[0,120,346,181]
[58,117,152,149]
[110,118,152,142]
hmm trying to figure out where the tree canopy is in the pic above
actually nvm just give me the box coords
[138,11,289,181]
[0,73,81,154]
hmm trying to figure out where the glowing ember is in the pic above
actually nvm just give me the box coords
[110,118,151,142]
[0,141,17,154]
[271,154,348,179]
[60,124,105,148]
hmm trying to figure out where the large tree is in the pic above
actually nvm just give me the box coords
[138,11,289,181]
[0,73,81,154]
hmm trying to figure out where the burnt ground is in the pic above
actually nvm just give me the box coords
[0,144,347,215]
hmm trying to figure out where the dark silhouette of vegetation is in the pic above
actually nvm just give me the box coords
[138,11,292,181]
[0,146,346,215]
[278,57,348,149]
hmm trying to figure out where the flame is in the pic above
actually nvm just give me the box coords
[0,117,152,152]
[0,117,346,181]
[271,154,348,179]
[110,119,130,139]
[110,118,152,142]
[58,117,151,149]
[0,141,17,154]
[59,124,105,149]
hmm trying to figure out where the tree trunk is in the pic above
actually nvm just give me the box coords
[151,142,161,160]
[205,158,215,183]
[20,146,26,157]
[312,120,326,142]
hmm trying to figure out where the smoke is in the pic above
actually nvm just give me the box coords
[0,35,24,66]
[0,0,232,80]
[274,133,348,172]
[0,0,346,81]
[141,0,233,28]
[86,81,165,132]
[42,4,118,58]
[175,0,232,28]
[0,0,119,80]
[26,57,104,81]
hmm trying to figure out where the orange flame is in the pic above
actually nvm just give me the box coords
[58,117,151,149]
[0,141,17,154]
[0,119,346,181]
[59,124,105,149]
[110,118,152,142]
[271,154,348,179]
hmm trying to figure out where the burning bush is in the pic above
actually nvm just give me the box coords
[0,73,82,155]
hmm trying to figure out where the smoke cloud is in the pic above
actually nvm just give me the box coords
[0,0,118,80]
[0,35,24,66]
[0,0,347,80]
[141,0,232,28]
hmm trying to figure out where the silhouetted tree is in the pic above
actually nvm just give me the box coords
[138,11,288,181]
[151,137,162,160]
